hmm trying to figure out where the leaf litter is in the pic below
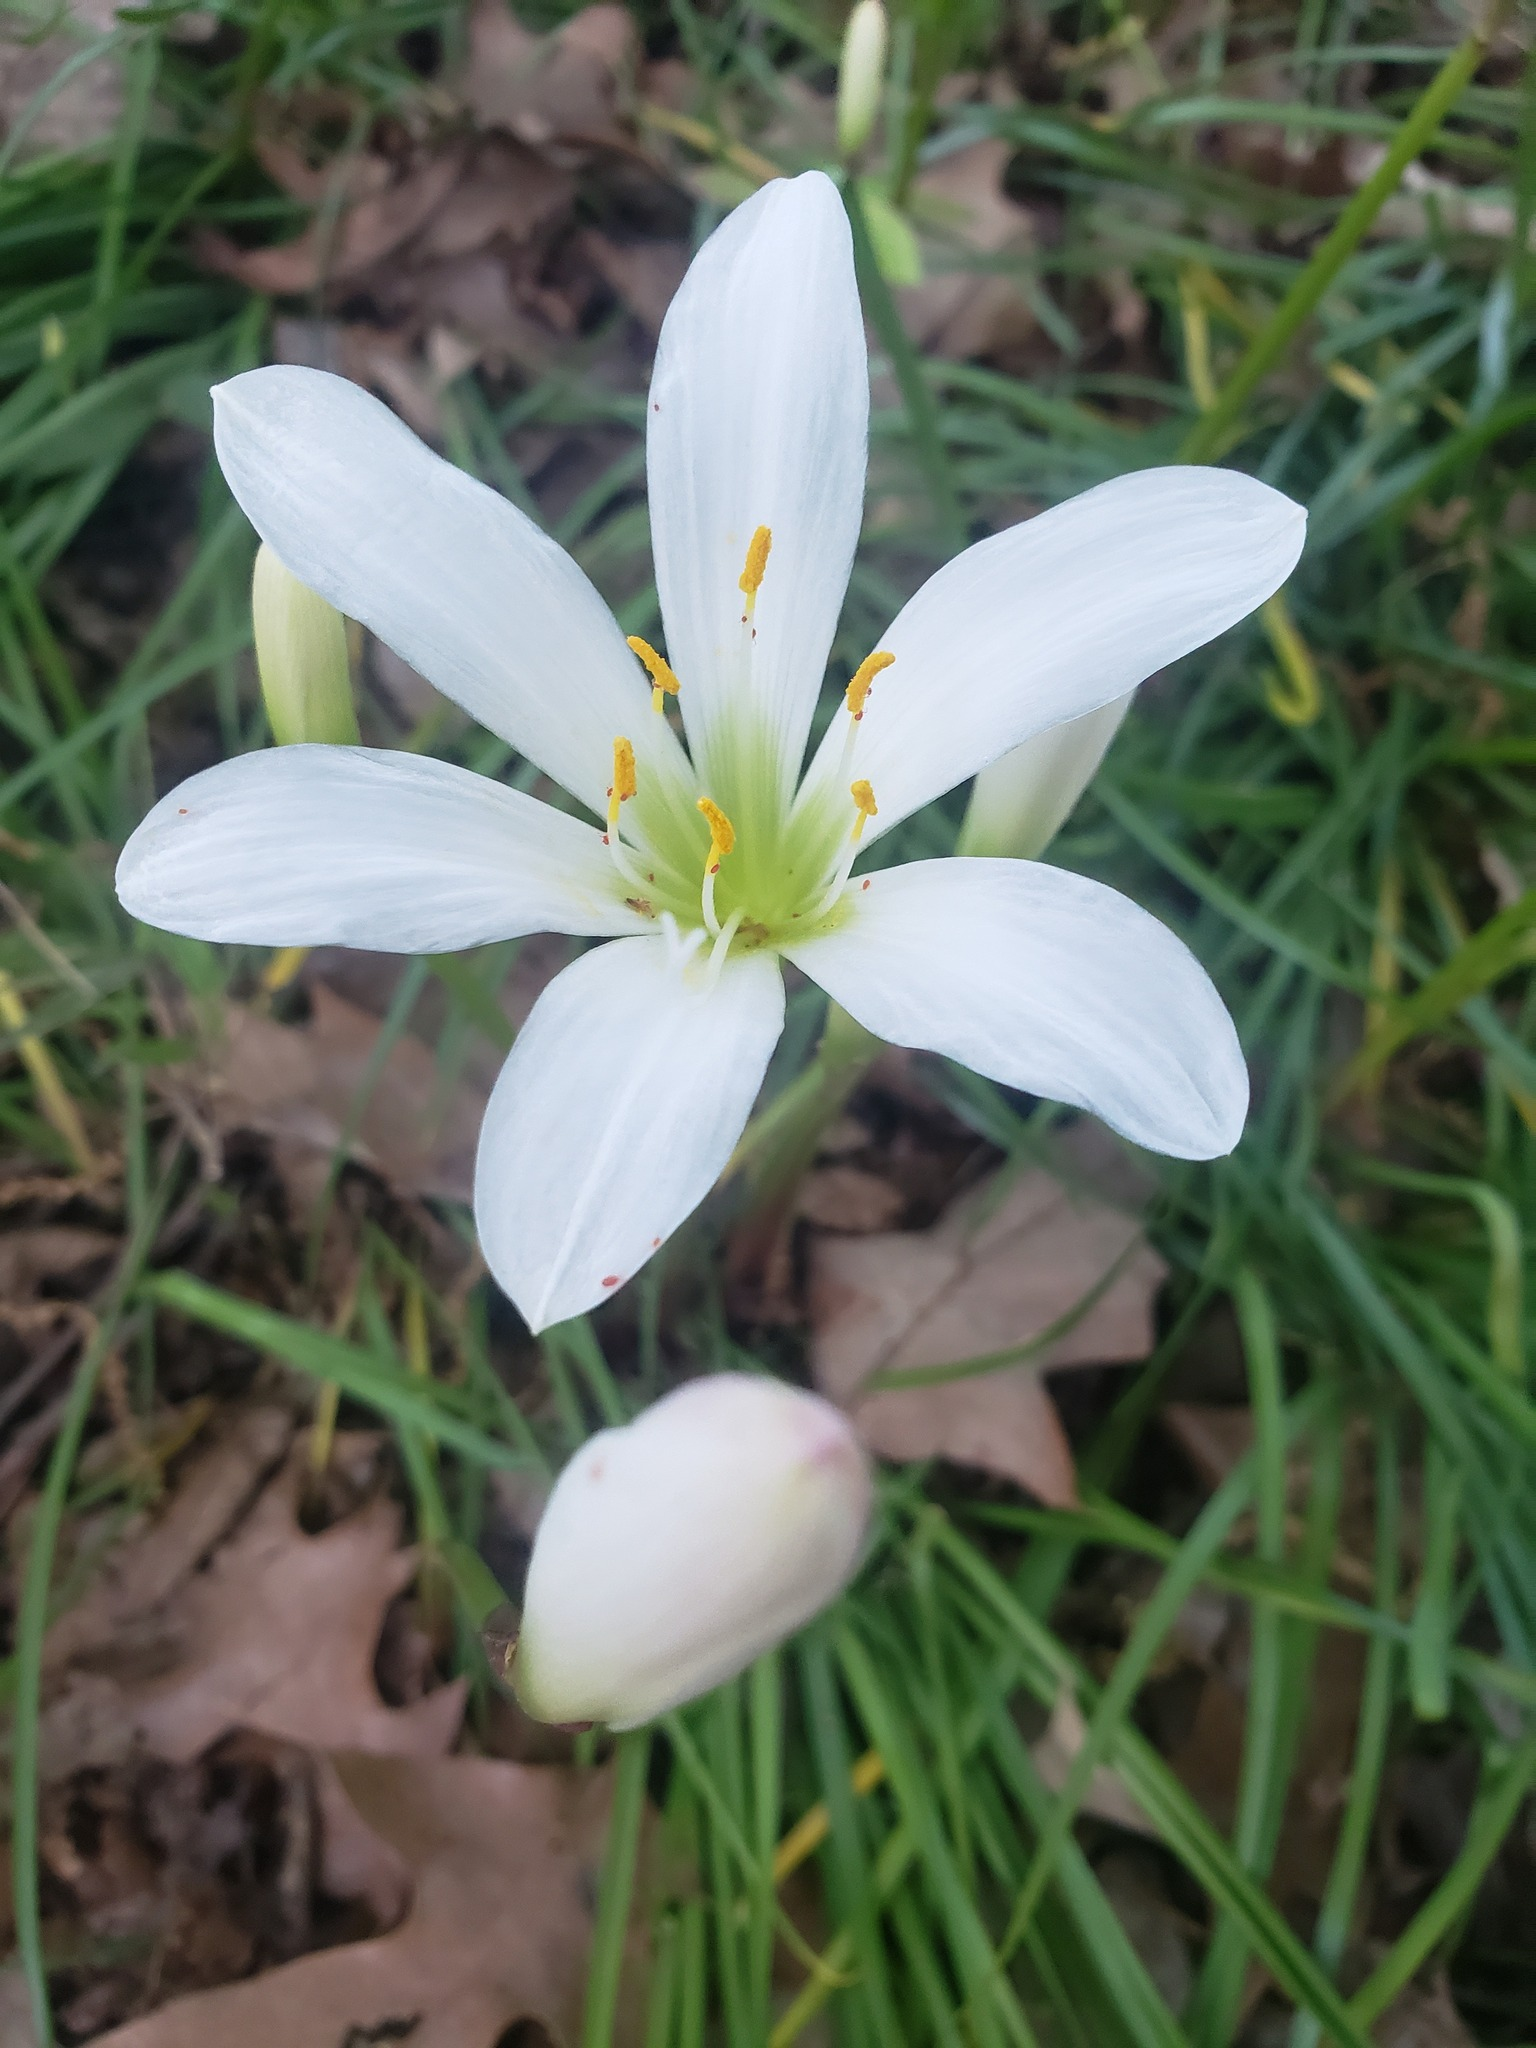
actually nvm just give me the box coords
[87,1752,618,2048]
[22,1396,624,2046]
[809,1130,1166,1506]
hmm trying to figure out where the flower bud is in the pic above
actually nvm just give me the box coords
[956,694,1133,861]
[837,0,889,160]
[512,1375,872,1729]
[252,541,358,747]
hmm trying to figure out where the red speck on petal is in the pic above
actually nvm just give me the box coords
[651,1236,661,1248]
[178,807,189,815]
[861,879,871,890]
[601,1274,621,1288]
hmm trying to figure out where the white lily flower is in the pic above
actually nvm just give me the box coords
[116,169,1305,1333]
[511,1374,872,1728]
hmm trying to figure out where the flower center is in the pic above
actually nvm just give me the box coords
[595,529,895,957]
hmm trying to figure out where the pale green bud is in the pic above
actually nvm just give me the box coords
[512,1375,872,1729]
[957,694,1133,861]
[837,0,889,160]
[252,541,358,747]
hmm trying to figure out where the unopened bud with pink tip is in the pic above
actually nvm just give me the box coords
[511,1375,872,1729]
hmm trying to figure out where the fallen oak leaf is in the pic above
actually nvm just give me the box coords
[43,1402,295,1680]
[88,1750,619,2048]
[195,146,468,298]
[460,0,639,158]
[810,1153,1165,1506]
[115,1448,466,1766]
[195,983,490,1208]
[898,138,1038,362]
[1030,1689,1154,1836]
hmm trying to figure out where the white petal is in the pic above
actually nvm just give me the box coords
[475,936,785,1331]
[116,746,646,950]
[955,693,1132,859]
[647,171,868,806]
[788,858,1246,1159]
[804,467,1305,840]
[213,366,692,818]
[513,1375,871,1728]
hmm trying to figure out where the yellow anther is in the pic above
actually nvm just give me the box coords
[611,736,636,804]
[850,778,877,842]
[606,736,637,836]
[845,650,894,720]
[697,796,736,868]
[738,525,773,615]
[627,635,680,714]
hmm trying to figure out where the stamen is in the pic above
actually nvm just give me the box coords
[738,525,772,620]
[697,796,736,936]
[706,907,746,985]
[604,736,643,885]
[608,737,637,820]
[627,635,680,715]
[837,649,894,781]
[845,650,894,722]
[812,779,879,919]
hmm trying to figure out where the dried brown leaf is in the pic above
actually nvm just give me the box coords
[0,1223,116,1298]
[461,0,637,156]
[1375,1973,1477,2048]
[196,147,467,296]
[43,1403,295,1680]
[111,1453,466,1766]
[199,984,488,1208]
[810,1154,1164,1506]
[796,1165,905,1235]
[89,1751,616,2048]
[1030,1690,1154,1835]
[42,1430,463,1832]
[899,139,1037,362]
[0,0,122,161]
[579,228,688,336]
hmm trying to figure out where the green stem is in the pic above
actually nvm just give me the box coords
[1178,22,1496,463]
[582,1726,653,2048]
[725,1003,880,1275]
